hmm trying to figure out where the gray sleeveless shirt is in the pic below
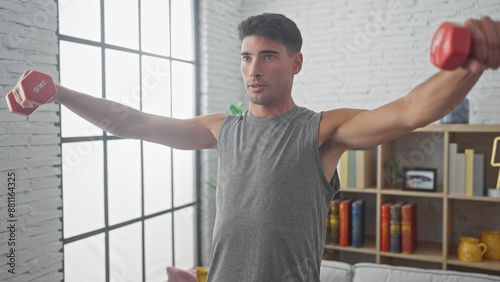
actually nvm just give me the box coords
[207,106,340,281]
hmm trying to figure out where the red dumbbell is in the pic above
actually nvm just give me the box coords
[5,70,57,116]
[430,22,471,70]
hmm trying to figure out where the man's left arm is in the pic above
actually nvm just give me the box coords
[321,16,499,151]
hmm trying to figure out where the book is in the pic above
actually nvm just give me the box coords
[473,154,485,197]
[380,202,392,252]
[390,202,405,253]
[465,149,475,196]
[339,199,353,246]
[340,151,349,188]
[448,143,457,195]
[348,150,357,188]
[401,202,418,254]
[456,153,466,195]
[327,199,339,245]
[355,149,373,189]
[351,200,365,248]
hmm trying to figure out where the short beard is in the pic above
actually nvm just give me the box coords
[248,93,275,106]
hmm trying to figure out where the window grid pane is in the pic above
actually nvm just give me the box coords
[58,0,101,42]
[64,234,106,281]
[60,0,197,280]
[110,223,143,281]
[59,40,103,138]
[174,206,195,269]
[107,139,142,226]
[171,61,195,119]
[141,0,170,56]
[171,0,194,60]
[173,149,194,207]
[105,49,141,109]
[144,141,172,215]
[104,0,139,49]
[145,213,173,281]
[62,141,105,238]
[141,55,171,116]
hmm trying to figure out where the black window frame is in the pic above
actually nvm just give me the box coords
[56,0,202,280]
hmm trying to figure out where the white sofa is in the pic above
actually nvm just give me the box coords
[320,260,500,282]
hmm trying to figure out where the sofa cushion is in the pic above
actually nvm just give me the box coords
[166,267,196,282]
[352,263,500,282]
[320,260,353,282]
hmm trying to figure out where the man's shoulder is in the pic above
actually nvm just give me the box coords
[318,108,366,148]
[319,108,366,129]
[197,113,226,127]
[194,113,226,142]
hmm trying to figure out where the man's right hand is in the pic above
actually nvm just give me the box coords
[6,70,57,116]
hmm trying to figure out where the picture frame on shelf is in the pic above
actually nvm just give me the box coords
[402,167,437,192]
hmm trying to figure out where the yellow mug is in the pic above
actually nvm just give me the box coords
[458,237,487,262]
[481,230,500,260]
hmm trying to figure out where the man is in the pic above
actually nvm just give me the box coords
[12,13,500,281]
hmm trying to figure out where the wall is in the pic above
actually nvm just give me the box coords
[0,0,61,281]
[239,0,500,124]
[198,0,245,266]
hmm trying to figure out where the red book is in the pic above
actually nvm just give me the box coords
[339,199,353,246]
[401,203,418,254]
[380,202,392,252]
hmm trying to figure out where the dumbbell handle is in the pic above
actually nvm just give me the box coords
[5,71,56,116]
[430,22,471,70]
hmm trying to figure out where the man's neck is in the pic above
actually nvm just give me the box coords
[248,99,296,118]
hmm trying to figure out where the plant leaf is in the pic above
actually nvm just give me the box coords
[229,105,239,115]
[206,182,216,191]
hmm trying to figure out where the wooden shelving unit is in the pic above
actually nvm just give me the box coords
[324,124,500,275]
[380,241,444,263]
[325,235,377,255]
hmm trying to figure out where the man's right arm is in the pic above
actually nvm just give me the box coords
[55,85,225,150]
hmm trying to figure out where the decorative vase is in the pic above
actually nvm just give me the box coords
[440,97,469,124]
[488,188,500,198]
[481,230,500,260]
[457,237,487,262]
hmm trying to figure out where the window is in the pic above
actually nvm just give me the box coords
[58,0,199,281]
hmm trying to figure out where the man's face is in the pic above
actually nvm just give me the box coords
[240,35,302,107]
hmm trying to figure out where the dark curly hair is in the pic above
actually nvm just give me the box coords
[237,13,303,57]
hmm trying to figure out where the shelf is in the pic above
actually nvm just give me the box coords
[447,257,500,272]
[447,246,500,273]
[448,195,500,203]
[381,189,444,198]
[414,124,500,133]
[325,235,377,255]
[339,188,377,194]
[326,124,500,276]
[380,241,443,263]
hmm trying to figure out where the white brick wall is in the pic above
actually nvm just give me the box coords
[198,0,245,267]
[238,0,500,124]
[0,0,61,281]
